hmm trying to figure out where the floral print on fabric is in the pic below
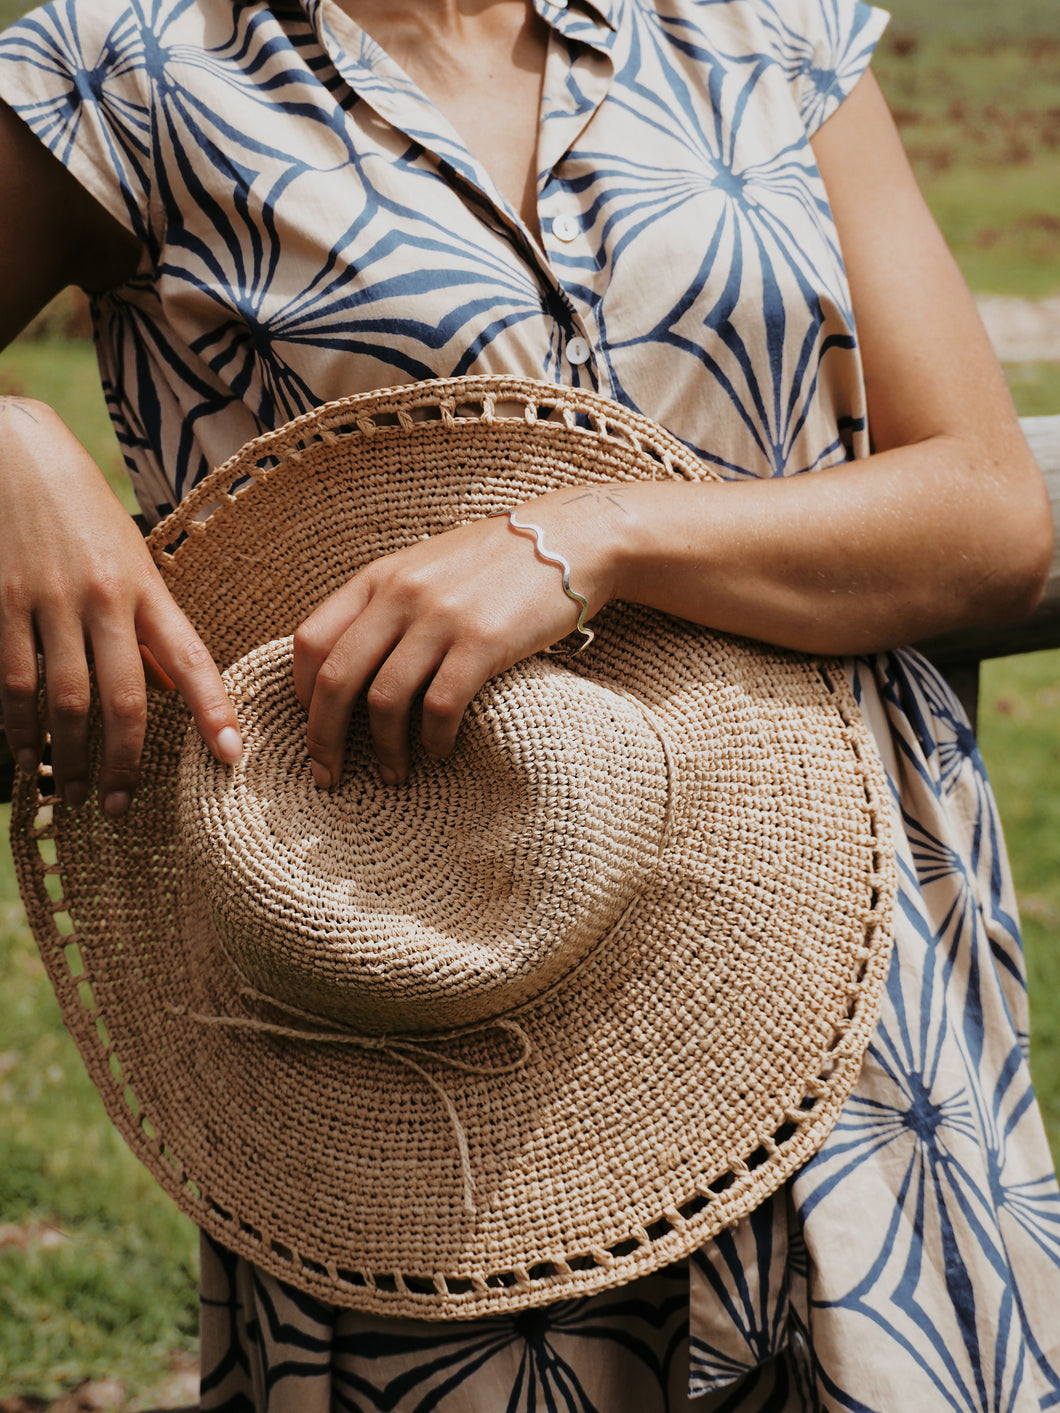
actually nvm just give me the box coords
[1,0,1059,1407]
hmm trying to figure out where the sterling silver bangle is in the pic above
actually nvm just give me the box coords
[492,508,595,656]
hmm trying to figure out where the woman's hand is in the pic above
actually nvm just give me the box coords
[0,397,242,816]
[293,487,628,786]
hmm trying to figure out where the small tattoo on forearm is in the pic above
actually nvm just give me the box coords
[562,488,628,513]
[0,396,40,424]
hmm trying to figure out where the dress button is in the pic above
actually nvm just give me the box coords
[551,214,580,243]
[566,336,592,366]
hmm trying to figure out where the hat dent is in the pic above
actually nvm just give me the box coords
[178,638,672,1033]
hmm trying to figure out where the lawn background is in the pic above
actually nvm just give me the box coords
[0,0,1059,1400]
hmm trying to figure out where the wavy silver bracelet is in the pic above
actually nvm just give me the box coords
[492,508,595,656]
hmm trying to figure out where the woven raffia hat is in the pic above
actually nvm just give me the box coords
[11,375,895,1319]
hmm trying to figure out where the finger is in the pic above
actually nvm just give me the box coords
[304,612,407,790]
[293,574,374,713]
[0,607,43,779]
[419,644,497,762]
[365,635,448,786]
[139,594,242,766]
[90,619,149,817]
[37,617,93,808]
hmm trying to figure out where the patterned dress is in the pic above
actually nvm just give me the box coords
[2,0,1059,1407]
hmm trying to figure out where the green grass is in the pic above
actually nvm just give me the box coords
[878,0,1060,45]
[912,157,1060,300]
[0,814,198,1400]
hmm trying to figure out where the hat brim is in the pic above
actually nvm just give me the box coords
[11,376,895,1318]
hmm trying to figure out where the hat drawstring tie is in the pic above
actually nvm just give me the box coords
[167,992,532,1216]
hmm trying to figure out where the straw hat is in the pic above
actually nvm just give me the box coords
[11,375,895,1319]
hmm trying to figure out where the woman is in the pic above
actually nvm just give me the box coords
[0,0,1057,1407]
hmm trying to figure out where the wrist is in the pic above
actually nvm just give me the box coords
[589,480,690,611]
[543,482,643,614]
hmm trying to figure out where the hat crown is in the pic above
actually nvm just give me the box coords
[177,637,671,1034]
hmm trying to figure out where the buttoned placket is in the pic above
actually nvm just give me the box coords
[304,0,618,391]
[532,0,620,389]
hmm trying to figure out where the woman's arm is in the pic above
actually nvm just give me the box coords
[611,69,1052,650]
[294,70,1052,788]
[0,99,241,815]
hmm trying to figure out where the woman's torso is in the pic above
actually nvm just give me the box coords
[2,0,874,517]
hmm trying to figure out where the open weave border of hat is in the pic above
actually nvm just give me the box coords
[11,375,896,1318]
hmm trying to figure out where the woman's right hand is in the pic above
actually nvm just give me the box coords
[0,396,241,817]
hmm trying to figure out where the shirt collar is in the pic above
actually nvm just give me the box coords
[297,0,621,213]
[299,0,619,26]
[550,0,619,30]
[299,0,618,30]
[534,0,619,40]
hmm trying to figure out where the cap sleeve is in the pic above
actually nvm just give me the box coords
[0,0,155,246]
[752,0,890,136]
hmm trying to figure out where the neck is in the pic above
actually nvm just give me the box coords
[326,0,548,238]
[331,0,518,38]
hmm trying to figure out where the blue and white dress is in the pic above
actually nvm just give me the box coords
[1,0,1059,1407]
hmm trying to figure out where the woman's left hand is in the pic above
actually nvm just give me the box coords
[292,487,628,787]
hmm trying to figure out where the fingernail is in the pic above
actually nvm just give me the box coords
[64,781,88,809]
[216,726,243,763]
[311,761,332,790]
[103,791,132,818]
[16,749,38,777]
[379,765,398,786]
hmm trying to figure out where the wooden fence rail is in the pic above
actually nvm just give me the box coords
[0,413,1057,800]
